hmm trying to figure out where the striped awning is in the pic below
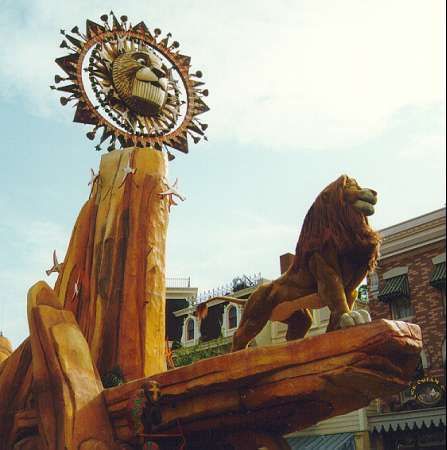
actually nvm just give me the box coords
[369,406,446,433]
[287,432,355,450]
[378,275,410,303]
[430,262,446,289]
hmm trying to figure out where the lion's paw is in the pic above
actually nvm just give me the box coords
[339,309,371,328]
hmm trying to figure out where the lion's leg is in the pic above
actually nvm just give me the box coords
[309,253,368,330]
[326,289,357,332]
[232,314,270,351]
[285,309,313,341]
[309,253,349,324]
[231,283,276,352]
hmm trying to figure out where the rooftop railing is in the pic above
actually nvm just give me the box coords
[166,277,191,288]
[187,273,262,305]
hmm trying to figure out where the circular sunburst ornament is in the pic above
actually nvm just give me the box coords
[51,12,209,159]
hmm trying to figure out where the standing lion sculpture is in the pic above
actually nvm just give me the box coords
[212,175,381,351]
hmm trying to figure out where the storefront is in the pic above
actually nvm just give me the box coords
[369,407,446,450]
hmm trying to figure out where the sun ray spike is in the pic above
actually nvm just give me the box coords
[71,25,87,40]
[192,97,210,115]
[161,32,172,47]
[100,14,110,30]
[132,21,153,38]
[65,34,84,49]
[85,19,105,38]
[109,11,122,30]
[53,84,80,94]
[187,122,205,136]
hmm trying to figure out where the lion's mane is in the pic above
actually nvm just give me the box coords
[292,175,380,272]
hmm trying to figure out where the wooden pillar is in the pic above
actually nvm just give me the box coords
[54,147,169,381]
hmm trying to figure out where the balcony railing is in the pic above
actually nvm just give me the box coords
[166,277,191,288]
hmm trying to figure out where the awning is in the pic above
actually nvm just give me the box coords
[430,262,446,289]
[378,275,410,303]
[287,432,355,450]
[369,406,446,433]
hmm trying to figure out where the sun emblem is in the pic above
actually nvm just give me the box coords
[51,12,209,159]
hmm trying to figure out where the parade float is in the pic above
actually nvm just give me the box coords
[0,13,422,450]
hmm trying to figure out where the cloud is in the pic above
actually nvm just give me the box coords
[0,0,444,150]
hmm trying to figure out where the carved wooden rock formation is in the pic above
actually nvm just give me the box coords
[104,319,421,448]
[54,147,169,380]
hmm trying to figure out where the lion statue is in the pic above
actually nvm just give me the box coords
[220,175,380,351]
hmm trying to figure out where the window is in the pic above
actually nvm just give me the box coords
[228,306,238,329]
[186,319,195,341]
[391,297,414,320]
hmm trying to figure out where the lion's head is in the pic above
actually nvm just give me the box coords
[293,175,381,272]
[112,50,169,117]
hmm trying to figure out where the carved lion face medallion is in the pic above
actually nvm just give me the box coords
[112,50,169,117]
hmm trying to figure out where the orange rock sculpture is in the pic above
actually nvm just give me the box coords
[55,147,169,380]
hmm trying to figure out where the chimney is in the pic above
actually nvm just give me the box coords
[280,253,295,274]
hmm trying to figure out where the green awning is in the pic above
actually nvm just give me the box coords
[430,262,446,289]
[378,275,410,303]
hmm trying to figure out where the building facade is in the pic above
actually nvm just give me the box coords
[367,208,446,450]
[166,263,372,450]
[165,274,265,367]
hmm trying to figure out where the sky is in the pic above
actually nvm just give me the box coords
[0,0,445,348]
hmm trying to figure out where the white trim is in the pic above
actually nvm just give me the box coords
[383,266,408,280]
[181,314,201,346]
[379,208,445,237]
[380,236,445,259]
[222,304,243,337]
[432,253,446,264]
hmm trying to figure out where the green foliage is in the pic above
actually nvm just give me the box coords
[173,336,231,368]
[101,365,125,388]
[357,284,369,303]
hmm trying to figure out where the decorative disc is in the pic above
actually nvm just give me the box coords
[51,12,209,158]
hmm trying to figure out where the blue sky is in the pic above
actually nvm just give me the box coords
[0,0,445,348]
